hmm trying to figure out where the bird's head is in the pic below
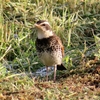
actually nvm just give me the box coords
[35,20,53,39]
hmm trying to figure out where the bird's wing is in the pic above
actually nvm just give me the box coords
[54,35,64,57]
[58,37,64,57]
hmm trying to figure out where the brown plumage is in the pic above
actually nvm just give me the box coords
[35,20,66,82]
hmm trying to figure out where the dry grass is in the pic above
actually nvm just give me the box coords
[0,64,100,100]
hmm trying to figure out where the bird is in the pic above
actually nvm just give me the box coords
[35,20,66,82]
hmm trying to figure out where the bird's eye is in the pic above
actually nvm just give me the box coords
[41,24,45,26]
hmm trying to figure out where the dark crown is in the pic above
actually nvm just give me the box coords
[36,20,47,24]
[36,20,51,31]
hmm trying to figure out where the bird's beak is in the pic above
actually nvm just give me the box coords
[34,23,43,31]
[34,24,40,28]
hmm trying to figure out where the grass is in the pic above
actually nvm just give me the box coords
[0,0,100,99]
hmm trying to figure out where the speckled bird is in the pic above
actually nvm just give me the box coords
[35,20,66,82]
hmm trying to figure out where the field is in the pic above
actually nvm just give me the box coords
[0,0,100,99]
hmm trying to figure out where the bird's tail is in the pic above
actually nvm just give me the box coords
[57,64,66,70]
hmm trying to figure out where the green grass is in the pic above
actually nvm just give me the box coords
[0,0,100,99]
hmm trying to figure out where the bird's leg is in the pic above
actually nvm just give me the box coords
[46,66,48,81]
[54,65,57,82]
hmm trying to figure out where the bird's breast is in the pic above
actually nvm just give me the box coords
[39,51,62,66]
[35,35,63,66]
